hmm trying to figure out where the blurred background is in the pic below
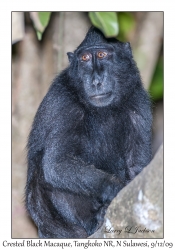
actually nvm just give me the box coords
[12,11,163,238]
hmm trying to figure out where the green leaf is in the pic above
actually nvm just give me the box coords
[38,12,51,29]
[149,56,163,101]
[117,12,135,41]
[89,12,119,37]
[36,30,42,41]
[33,12,51,40]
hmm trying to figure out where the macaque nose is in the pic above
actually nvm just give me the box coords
[92,79,102,88]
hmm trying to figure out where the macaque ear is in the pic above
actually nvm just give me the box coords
[124,42,133,57]
[67,52,74,63]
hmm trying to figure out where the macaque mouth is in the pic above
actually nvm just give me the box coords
[90,92,112,99]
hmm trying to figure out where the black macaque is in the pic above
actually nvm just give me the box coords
[25,27,152,238]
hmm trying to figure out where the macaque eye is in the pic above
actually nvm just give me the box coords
[82,53,90,61]
[97,51,107,59]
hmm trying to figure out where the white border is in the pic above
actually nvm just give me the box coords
[1,1,175,249]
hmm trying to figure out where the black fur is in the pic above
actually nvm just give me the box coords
[25,27,152,238]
